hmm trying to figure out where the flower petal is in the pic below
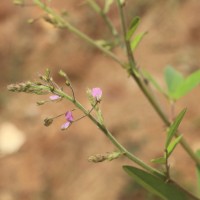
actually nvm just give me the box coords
[65,111,74,122]
[91,88,102,101]
[61,121,71,130]
[49,95,61,101]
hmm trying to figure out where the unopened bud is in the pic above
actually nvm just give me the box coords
[36,101,46,106]
[44,118,53,126]
[58,70,67,78]
[65,80,70,86]
[88,154,106,163]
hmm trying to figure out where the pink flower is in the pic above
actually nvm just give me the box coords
[91,88,102,101]
[61,111,74,130]
[65,111,74,122]
[49,95,61,101]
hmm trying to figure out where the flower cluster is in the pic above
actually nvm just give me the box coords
[91,88,102,102]
[43,87,102,131]
[8,72,103,132]
[59,87,102,131]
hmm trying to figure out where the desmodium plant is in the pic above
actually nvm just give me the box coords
[8,0,200,199]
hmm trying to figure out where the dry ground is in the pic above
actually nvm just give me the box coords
[1,0,200,200]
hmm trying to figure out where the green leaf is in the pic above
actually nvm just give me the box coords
[173,69,200,100]
[103,0,114,13]
[196,150,200,197]
[123,166,188,200]
[126,16,140,40]
[164,66,200,100]
[165,108,186,148]
[151,157,166,164]
[167,135,182,157]
[130,31,147,51]
[164,66,184,98]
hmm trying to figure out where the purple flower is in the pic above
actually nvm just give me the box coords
[65,111,74,122]
[49,95,61,101]
[61,121,71,130]
[61,111,74,130]
[91,88,102,101]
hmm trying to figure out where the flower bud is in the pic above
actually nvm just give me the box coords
[44,118,53,127]
[58,70,67,78]
[36,101,46,106]
[88,154,106,163]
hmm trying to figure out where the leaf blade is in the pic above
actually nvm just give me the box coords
[167,135,182,157]
[151,157,166,164]
[123,166,188,200]
[164,66,184,99]
[130,31,147,51]
[165,108,186,148]
[174,70,200,99]
[126,16,140,40]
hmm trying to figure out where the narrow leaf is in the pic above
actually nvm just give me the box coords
[130,31,147,51]
[173,69,200,100]
[151,157,166,164]
[196,150,200,197]
[164,66,184,98]
[123,166,187,200]
[165,108,186,148]
[167,135,182,157]
[126,16,140,40]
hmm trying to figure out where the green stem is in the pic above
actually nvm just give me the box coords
[33,0,123,66]
[55,88,199,200]
[56,89,164,179]
[33,0,200,165]
[116,0,200,166]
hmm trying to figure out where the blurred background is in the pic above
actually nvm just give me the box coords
[1,0,200,199]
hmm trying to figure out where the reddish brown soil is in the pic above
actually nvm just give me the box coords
[1,0,200,200]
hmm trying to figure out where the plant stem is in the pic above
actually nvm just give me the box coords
[55,88,164,178]
[55,88,199,200]
[116,0,200,166]
[33,0,200,165]
[33,0,123,67]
